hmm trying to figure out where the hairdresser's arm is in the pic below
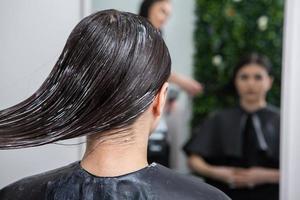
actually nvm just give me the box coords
[169,73,203,96]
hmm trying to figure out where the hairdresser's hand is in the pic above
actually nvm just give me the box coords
[169,73,203,96]
[179,76,204,96]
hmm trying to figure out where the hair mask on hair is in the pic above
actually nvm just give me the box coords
[0,9,171,149]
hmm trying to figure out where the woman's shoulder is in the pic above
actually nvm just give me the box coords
[264,104,280,115]
[0,162,230,200]
[0,162,79,200]
[212,105,280,119]
[150,164,230,200]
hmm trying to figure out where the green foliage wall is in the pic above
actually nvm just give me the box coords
[192,0,284,125]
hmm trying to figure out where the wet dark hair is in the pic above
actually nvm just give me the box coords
[139,0,169,18]
[0,9,171,149]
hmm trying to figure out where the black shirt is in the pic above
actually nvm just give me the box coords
[0,162,229,200]
[184,105,280,200]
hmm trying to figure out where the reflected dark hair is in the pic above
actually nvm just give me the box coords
[139,0,169,18]
[0,9,171,149]
[232,52,273,81]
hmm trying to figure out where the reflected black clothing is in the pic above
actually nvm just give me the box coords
[0,162,230,200]
[184,105,280,200]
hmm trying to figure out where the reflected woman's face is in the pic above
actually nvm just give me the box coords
[148,1,172,29]
[235,64,273,103]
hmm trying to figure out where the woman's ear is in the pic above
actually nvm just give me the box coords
[152,82,169,117]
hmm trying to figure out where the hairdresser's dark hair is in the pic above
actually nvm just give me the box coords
[0,9,171,149]
[224,53,272,95]
[139,0,169,18]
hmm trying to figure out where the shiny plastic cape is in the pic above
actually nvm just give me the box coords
[0,162,230,200]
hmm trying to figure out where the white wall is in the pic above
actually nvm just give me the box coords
[92,0,141,13]
[0,0,83,188]
[163,0,195,173]
[280,0,300,199]
[91,0,195,172]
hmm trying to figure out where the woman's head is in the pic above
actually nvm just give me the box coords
[139,0,172,29]
[0,9,171,149]
[233,53,273,103]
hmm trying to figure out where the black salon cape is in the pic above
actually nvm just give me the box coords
[0,162,229,200]
[184,105,280,200]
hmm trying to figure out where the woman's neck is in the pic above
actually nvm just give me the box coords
[80,129,149,177]
[240,99,267,113]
